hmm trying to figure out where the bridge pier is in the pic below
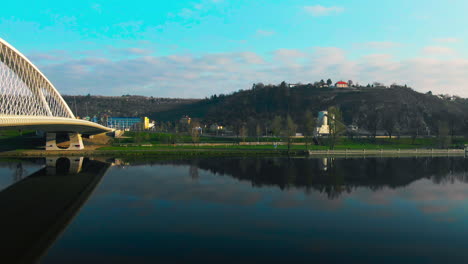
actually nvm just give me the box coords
[46,157,84,175]
[46,132,84,151]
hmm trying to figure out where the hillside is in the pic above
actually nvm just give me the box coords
[62,95,199,118]
[150,83,468,136]
[62,84,468,137]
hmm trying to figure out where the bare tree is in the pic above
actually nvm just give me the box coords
[286,115,297,152]
[272,115,283,137]
[438,121,451,148]
[304,110,316,149]
[190,121,201,144]
[240,125,248,142]
[382,110,397,138]
[256,123,262,143]
[328,106,346,149]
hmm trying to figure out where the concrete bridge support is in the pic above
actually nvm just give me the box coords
[46,132,84,151]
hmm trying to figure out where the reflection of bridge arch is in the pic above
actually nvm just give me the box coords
[0,38,112,150]
[0,158,111,263]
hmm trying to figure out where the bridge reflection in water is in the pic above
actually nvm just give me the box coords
[0,157,111,264]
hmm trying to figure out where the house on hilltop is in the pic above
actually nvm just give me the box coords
[335,81,349,88]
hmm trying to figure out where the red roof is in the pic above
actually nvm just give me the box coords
[336,81,347,84]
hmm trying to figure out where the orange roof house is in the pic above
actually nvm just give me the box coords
[335,81,349,88]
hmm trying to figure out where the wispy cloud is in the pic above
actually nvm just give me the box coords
[178,8,196,19]
[44,10,77,25]
[355,41,403,49]
[91,3,102,13]
[434,38,462,44]
[256,29,276,37]
[170,0,223,20]
[28,50,70,63]
[32,46,468,98]
[422,46,456,56]
[112,47,154,56]
[304,5,344,17]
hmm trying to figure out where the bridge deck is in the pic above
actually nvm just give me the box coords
[0,115,112,135]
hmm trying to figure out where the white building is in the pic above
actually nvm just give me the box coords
[316,111,331,135]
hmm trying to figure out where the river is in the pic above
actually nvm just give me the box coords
[1,156,468,263]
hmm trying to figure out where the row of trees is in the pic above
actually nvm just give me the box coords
[231,106,347,150]
[120,81,468,149]
[134,104,455,149]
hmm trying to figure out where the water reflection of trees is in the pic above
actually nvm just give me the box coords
[0,159,43,184]
[122,157,468,199]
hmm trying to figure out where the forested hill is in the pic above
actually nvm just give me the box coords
[151,83,468,136]
[62,95,199,118]
[62,84,468,136]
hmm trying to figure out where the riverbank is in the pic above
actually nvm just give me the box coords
[1,131,467,158]
[0,147,465,158]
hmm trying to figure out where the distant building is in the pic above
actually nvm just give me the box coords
[142,117,151,129]
[192,126,203,135]
[316,111,330,135]
[147,120,156,130]
[106,117,150,131]
[288,83,302,88]
[180,115,191,125]
[209,124,224,132]
[335,81,349,88]
[91,116,99,123]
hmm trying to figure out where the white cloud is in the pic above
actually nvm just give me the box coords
[31,47,468,98]
[434,38,461,44]
[238,52,265,64]
[422,46,456,56]
[304,5,344,17]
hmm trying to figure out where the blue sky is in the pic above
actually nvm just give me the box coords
[1,0,468,97]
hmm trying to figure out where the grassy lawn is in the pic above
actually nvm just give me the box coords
[118,132,282,144]
[0,130,466,153]
[104,132,468,151]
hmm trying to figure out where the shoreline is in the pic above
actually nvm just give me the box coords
[0,148,465,158]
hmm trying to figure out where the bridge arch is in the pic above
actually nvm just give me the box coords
[0,38,75,118]
[0,38,112,150]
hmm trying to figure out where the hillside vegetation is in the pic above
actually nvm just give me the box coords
[152,83,468,137]
[63,83,468,138]
[62,95,199,118]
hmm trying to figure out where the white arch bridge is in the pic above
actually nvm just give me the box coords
[0,38,112,150]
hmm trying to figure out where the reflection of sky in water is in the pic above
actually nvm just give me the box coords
[40,159,468,263]
[0,162,43,191]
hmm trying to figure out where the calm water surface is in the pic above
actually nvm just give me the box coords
[1,156,468,263]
